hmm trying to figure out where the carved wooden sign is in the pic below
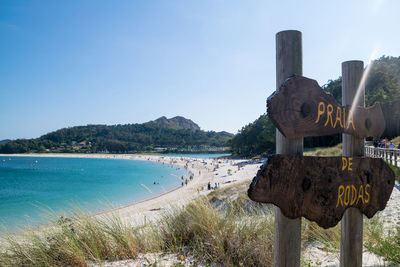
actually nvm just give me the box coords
[248,155,395,228]
[267,75,386,139]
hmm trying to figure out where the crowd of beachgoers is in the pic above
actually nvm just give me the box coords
[373,138,400,149]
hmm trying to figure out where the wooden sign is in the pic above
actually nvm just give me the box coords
[267,75,386,139]
[248,155,394,229]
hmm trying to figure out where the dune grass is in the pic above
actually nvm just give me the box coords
[364,216,400,264]
[159,198,275,266]
[0,181,398,266]
[0,210,145,266]
[304,143,342,157]
[0,197,275,267]
[0,195,343,267]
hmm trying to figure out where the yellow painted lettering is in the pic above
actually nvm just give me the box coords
[342,157,348,171]
[347,109,356,130]
[334,106,343,128]
[356,185,364,204]
[344,185,350,206]
[350,185,357,205]
[325,104,334,127]
[348,157,353,171]
[365,184,371,203]
[315,102,325,124]
[336,185,345,208]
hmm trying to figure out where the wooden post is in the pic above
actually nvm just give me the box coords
[392,150,395,165]
[390,150,393,165]
[340,60,364,267]
[274,30,302,267]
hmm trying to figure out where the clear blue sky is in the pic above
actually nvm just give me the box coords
[1,0,399,140]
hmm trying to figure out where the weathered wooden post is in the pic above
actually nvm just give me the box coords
[248,32,394,267]
[340,60,364,267]
[391,150,395,165]
[274,30,302,267]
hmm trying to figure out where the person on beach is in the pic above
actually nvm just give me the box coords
[185,179,188,186]
[207,182,211,190]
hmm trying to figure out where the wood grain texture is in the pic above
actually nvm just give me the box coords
[267,75,385,139]
[248,155,395,229]
[340,60,364,267]
[274,30,302,267]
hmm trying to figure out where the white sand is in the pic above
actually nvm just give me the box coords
[0,153,262,225]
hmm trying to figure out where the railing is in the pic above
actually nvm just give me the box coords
[365,146,400,167]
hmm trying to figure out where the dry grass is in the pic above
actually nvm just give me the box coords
[304,143,342,157]
[364,216,400,264]
[0,210,146,266]
[0,197,275,267]
[302,220,340,252]
[0,178,397,266]
[159,197,275,266]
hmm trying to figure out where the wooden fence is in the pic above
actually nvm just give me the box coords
[365,146,400,167]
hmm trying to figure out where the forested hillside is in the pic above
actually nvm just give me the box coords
[231,56,400,157]
[324,56,400,105]
[0,117,232,154]
[228,114,275,157]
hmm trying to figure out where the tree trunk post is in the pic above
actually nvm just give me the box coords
[274,30,303,267]
[340,60,364,267]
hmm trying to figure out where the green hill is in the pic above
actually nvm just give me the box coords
[0,116,233,154]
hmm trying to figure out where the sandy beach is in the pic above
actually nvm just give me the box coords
[0,153,262,225]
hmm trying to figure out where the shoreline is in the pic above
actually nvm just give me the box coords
[0,152,189,207]
[1,153,243,226]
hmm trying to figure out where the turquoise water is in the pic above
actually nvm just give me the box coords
[0,156,186,231]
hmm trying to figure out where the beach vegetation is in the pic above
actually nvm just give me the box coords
[304,143,342,157]
[388,162,400,182]
[0,182,398,266]
[0,211,143,266]
[364,216,400,264]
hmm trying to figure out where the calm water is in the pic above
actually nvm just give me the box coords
[0,156,187,231]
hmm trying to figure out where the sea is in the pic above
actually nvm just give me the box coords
[0,154,228,232]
